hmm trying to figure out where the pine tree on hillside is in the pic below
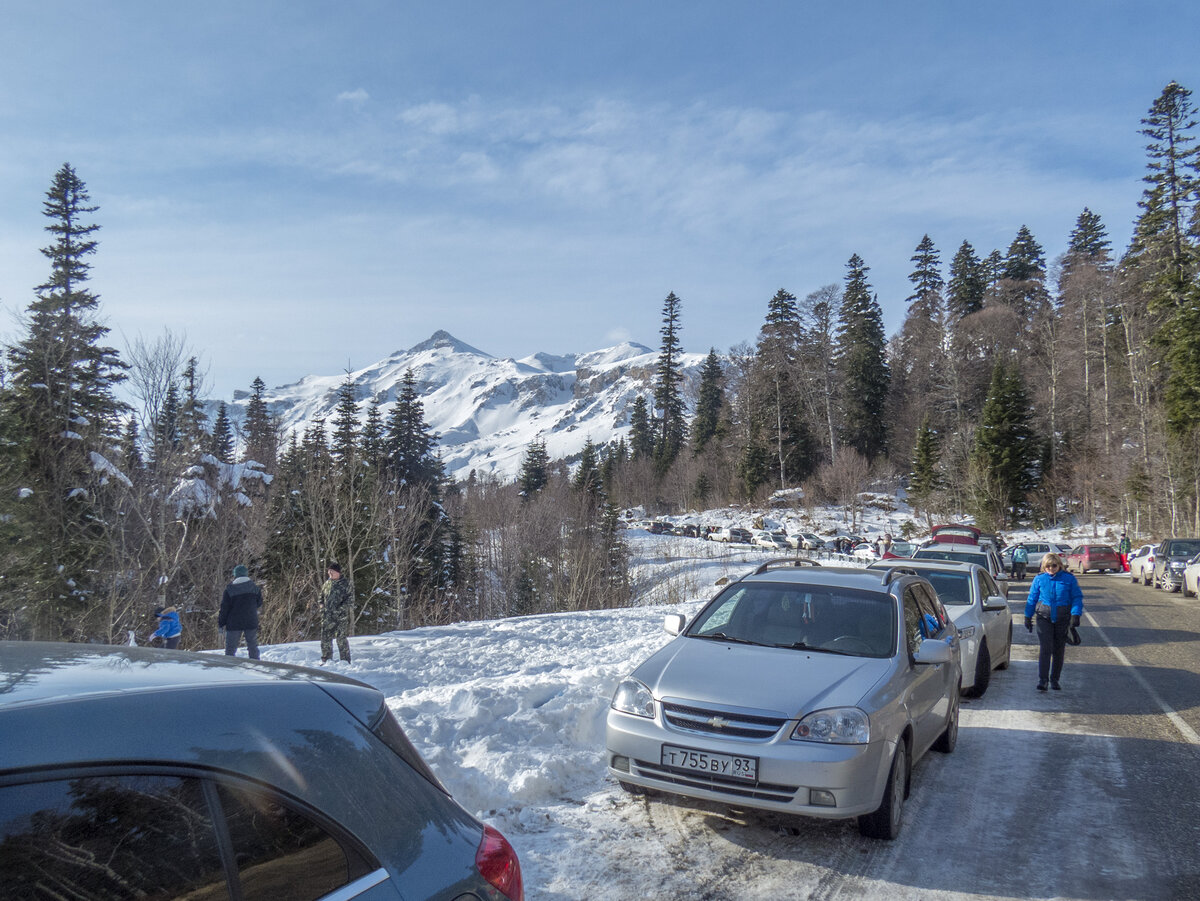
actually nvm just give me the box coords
[518,440,549,498]
[752,289,813,487]
[691,349,725,452]
[971,362,1038,526]
[210,402,234,464]
[330,377,361,469]
[947,240,985,320]
[628,395,654,461]
[0,164,128,638]
[835,254,890,462]
[653,291,688,467]
[385,370,442,489]
[908,415,942,530]
[1067,207,1112,264]
[242,377,277,468]
[573,437,603,499]
[1000,225,1050,319]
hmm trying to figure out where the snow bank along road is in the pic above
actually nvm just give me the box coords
[267,569,1199,900]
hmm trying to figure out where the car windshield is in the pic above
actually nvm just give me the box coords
[1167,540,1200,557]
[919,571,973,606]
[686,583,895,658]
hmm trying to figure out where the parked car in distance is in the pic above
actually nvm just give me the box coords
[870,559,1011,697]
[912,542,1009,589]
[1063,544,1123,574]
[710,526,751,543]
[753,530,791,551]
[881,541,917,559]
[1182,552,1200,598]
[851,542,881,561]
[1152,538,1200,592]
[1009,541,1068,572]
[607,561,961,840]
[798,533,827,550]
[0,642,524,901]
[1129,544,1157,585]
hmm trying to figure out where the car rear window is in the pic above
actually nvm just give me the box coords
[1165,540,1200,556]
[920,571,973,606]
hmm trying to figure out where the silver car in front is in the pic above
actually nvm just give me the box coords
[606,563,961,839]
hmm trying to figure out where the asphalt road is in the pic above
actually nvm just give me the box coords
[605,571,1200,901]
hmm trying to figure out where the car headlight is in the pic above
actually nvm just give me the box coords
[1170,562,1185,570]
[957,625,976,639]
[791,707,870,744]
[611,679,656,718]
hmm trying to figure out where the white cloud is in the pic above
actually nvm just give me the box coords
[336,88,369,107]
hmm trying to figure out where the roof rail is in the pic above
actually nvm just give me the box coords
[879,566,918,586]
[749,557,822,576]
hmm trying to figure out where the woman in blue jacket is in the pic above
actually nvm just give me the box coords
[1024,552,1083,691]
[149,605,183,650]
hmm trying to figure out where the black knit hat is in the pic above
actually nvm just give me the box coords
[328,562,342,574]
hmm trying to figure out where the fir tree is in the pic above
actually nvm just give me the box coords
[210,402,234,463]
[691,349,725,452]
[752,289,813,486]
[242,376,276,468]
[518,440,550,498]
[947,240,985,320]
[628,395,654,461]
[361,399,386,468]
[835,255,890,461]
[653,291,688,466]
[330,377,361,469]
[908,415,942,528]
[573,437,603,499]
[971,362,1038,525]
[385,370,441,489]
[1000,225,1050,319]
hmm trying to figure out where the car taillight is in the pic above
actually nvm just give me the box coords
[476,825,523,901]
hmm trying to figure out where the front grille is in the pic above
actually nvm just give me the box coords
[632,758,798,802]
[661,701,787,740]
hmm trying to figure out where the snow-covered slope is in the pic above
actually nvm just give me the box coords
[231,330,707,481]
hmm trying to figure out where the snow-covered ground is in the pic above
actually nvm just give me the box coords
[247,506,1122,899]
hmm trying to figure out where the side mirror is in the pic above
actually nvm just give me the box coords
[914,637,954,665]
[982,595,1008,612]
[663,614,686,636]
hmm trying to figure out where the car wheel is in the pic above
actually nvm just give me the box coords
[933,691,959,753]
[858,741,907,840]
[1162,573,1180,593]
[996,623,1012,669]
[1130,570,1138,583]
[966,642,991,698]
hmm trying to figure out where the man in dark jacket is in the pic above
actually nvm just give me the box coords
[320,562,352,665]
[219,564,263,659]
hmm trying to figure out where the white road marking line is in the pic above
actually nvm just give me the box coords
[1085,611,1200,745]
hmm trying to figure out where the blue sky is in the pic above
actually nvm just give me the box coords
[1,2,1197,400]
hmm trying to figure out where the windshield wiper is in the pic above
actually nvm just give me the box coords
[694,631,757,645]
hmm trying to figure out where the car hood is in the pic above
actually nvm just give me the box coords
[631,637,892,717]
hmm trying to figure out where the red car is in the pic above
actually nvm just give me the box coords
[1063,544,1122,574]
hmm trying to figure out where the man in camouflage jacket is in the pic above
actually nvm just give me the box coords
[320,562,352,664]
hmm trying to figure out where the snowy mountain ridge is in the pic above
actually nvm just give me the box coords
[230,330,708,481]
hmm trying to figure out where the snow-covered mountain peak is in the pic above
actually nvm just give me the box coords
[231,333,708,482]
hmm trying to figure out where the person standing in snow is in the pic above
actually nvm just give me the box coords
[149,605,182,649]
[1023,553,1083,692]
[1118,532,1132,571]
[219,564,263,659]
[319,562,352,665]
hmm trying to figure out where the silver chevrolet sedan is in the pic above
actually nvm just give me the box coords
[606,561,961,839]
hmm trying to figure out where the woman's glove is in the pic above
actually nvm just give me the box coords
[1071,614,1081,627]
[1025,617,1033,632]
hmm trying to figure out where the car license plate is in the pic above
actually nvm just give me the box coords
[661,744,758,781]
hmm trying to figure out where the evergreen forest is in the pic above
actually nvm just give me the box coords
[2,83,1198,647]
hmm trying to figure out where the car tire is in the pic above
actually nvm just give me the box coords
[933,691,959,753]
[966,642,991,698]
[858,741,907,840]
[1162,573,1180,593]
[996,623,1012,669]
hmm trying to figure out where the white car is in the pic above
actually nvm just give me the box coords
[753,530,790,551]
[1183,552,1200,598]
[797,533,826,550]
[872,559,1012,697]
[1129,544,1157,585]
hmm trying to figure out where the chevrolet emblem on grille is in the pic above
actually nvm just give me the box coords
[707,716,730,729]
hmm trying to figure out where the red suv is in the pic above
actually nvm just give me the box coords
[1064,544,1122,574]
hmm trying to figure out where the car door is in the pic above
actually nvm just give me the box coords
[901,585,952,754]
[974,570,1008,660]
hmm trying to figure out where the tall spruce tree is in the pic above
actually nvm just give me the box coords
[1001,225,1050,319]
[628,395,654,461]
[908,415,942,529]
[1,164,129,638]
[971,362,1038,526]
[752,289,813,487]
[691,349,725,452]
[947,240,985,320]
[242,377,276,468]
[835,254,890,461]
[518,440,550,498]
[210,402,234,463]
[653,291,687,467]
